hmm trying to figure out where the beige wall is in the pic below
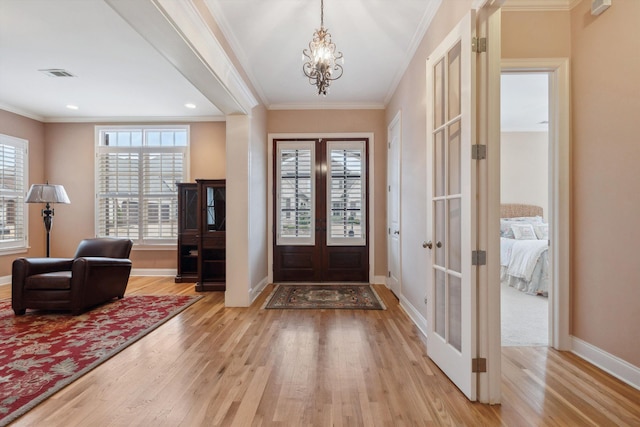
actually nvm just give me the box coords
[0,110,46,276]
[503,1,640,366]
[268,109,388,278]
[569,0,640,366]
[385,0,474,317]
[42,121,225,268]
[501,131,549,218]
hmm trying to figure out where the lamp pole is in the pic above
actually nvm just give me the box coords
[42,202,54,257]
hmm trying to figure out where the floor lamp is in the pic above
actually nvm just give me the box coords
[25,183,71,257]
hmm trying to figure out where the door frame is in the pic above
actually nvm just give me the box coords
[267,132,376,284]
[387,111,402,296]
[498,59,571,352]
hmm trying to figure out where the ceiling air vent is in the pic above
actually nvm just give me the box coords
[39,69,76,78]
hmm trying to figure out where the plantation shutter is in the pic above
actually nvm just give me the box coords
[0,134,27,249]
[326,140,366,246]
[96,127,187,245]
[276,140,315,245]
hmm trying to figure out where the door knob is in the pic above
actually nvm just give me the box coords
[436,241,442,248]
[394,230,400,235]
[423,241,432,249]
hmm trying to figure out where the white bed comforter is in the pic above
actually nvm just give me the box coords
[500,238,548,281]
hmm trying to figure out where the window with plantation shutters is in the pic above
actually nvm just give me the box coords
[327,140,366,246]
[276,140,315,245]
[96,126,188,245]
[0,134,27,251]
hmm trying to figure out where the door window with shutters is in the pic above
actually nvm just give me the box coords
[274,138,368,282]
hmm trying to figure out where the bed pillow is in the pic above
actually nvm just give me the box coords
[500,216,544,238]
[534,223,549,240]
[511,223,538,240]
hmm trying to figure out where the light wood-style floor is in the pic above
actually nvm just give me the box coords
[2,277,639,426]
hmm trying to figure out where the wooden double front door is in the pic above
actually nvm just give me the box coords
[273,138,369,282]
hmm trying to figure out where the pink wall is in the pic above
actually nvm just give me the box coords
[0,110,46,275]
[569,0,640,366]
[268,109,387,277]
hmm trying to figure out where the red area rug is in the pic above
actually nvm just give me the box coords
[0,294,201,426]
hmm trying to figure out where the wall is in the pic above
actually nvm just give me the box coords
[250,105,268,293]
[503,1,640,368]
[267,109,387,278]
[569,0,640,367]
[43,121,225,268]
[385,0,474,321]
[500,131,548,218]
[0,110,46,276]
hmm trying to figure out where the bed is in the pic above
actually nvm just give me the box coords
[500,204,549,296]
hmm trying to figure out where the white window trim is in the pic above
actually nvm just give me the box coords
[94,125,190,246]
[0,134,28,253]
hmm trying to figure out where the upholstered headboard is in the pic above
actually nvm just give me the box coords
[500,203,543,218]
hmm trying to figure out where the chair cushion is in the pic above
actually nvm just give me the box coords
[25,271,72,290]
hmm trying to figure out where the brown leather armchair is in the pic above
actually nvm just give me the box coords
[12,238,133,315]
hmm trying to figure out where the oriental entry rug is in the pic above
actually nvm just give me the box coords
[0,294,202,426]
[263,284,385,310]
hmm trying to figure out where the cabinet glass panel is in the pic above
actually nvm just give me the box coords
[206,187,226,231]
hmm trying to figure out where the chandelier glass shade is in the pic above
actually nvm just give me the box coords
[302,0,343,96]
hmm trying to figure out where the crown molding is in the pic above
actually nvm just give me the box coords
[502,0,581,11]
[0,103,44,122]
[268,102,385,111]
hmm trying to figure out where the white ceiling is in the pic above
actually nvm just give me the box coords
[0,0,548,130]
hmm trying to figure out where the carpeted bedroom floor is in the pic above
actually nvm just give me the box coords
[501,282,548,346]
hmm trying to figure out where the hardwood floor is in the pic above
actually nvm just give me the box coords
[2,277,639,426]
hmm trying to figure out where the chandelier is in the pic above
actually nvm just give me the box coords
[302,0,343,96]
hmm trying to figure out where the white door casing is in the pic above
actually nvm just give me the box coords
[426,11,477,401]
[387,112,402,296]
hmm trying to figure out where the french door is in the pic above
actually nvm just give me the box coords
[273,138,369,282]
[426,11,477,400]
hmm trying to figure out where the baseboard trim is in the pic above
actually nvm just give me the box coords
[130,268,176,277]
[372,275,387,285]
[571,336,640,391]
[398,294,429,339]
[0,275,10,286]
[250,277,270,304]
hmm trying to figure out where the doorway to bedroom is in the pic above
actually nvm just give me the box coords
[500,72,550,347]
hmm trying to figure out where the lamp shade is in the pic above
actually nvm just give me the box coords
[25,184,71,204]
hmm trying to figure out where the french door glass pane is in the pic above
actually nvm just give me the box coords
[448,121,461,195]
[327,141,366,246]
[448,198,461,273]
[434,130,445,198]
[277,143,314,245]
[448,274,462,351]
[435,269,446,339]
[448,41,461,120]
[434,58,445,128]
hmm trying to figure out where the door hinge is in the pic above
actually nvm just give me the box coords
[388,271,391,278]
[472,358,487,373]
[472,144,487,160]
[388,227,391,235]
[472,37,487,53]
[472,250,486,266]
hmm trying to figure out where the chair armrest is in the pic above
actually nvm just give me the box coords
[70,257,133,309]
[12,257,74,277]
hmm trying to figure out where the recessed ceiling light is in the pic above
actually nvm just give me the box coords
[66,104,79,110]
[184,103,196,109]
